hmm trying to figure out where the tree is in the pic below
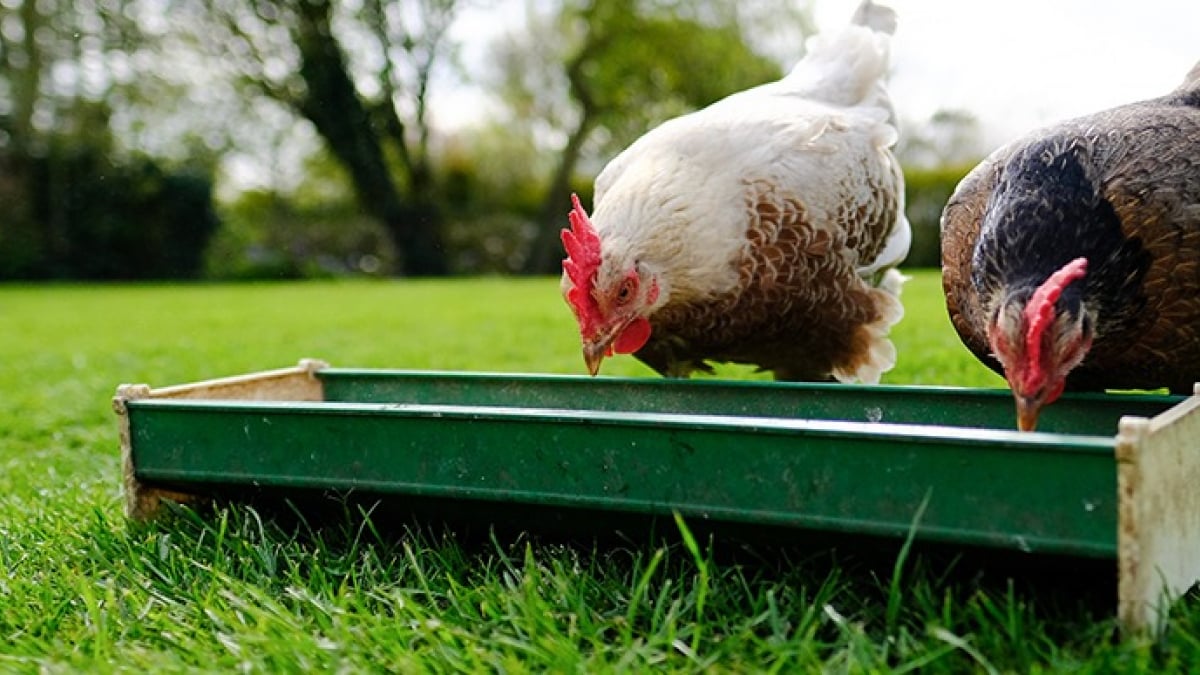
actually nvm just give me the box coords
[177,0,468,275]
[892,109,988,268]
[902,163,973,268]
[1,0,131,263]
[487,0,811,274]
[0,0,221,279]
[896,109,987,170]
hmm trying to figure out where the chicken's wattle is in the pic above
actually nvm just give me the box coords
[941,59,1200,430]
[560,0,911,383]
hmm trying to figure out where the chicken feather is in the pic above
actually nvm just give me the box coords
[941,58,1200,429]
[562,0,910,382]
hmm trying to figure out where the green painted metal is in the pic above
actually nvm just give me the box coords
[318,369,1180,435]
[128,401,1123,559]
[125,370,1190,559]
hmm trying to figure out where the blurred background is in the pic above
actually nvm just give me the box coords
[1,0,1195,280]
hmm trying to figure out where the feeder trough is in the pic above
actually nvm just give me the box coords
[113,358,1200,635]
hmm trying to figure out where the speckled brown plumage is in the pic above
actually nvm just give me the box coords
[942,62,1200,393]
[637,177,901,381]
[562,1,910,382]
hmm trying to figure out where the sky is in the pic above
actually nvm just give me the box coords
[438,0,1200,150]
[868,0,1200,146]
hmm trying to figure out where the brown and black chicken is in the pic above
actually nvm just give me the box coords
[941,60,1200,431]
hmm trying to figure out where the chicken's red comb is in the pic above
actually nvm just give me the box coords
[561,193,603,334]
[1022,257,1088,391]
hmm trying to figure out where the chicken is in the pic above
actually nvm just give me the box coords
[941,60,1200,431]
[559,1,910,382]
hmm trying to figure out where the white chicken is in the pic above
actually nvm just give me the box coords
[561,0,910,381]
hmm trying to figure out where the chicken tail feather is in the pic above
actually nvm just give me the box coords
[831,269,907,384]
[780,1,896,115]
[851,0,897,35]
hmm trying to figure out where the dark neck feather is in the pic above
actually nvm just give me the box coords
[971,136,1151,333]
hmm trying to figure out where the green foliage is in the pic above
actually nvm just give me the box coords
[902,164,974,268]
[436,127,549,273]
[488,0,789,149]
[4,274,1200,671]
[897,110,988,171]
[0,145,220,280]
[487,0,803,273]
[569,0,785,154]
[207,190,396,279]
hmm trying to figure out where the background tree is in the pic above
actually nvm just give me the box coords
[0,0,220,279]
[896,109,987,170]
[895,109,986,267]
[1,0,979,278]
[488,0,811,274]
[175,0,471,275]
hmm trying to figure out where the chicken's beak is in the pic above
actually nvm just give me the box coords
[1016,396,1041,432]
[582,343,606,376]
[581,322,627,376]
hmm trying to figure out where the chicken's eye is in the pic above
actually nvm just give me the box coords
[616,279,636,305]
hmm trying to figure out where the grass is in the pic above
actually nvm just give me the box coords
[0,271,1196,672]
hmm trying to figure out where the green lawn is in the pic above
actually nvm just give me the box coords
[0,272,1194,671]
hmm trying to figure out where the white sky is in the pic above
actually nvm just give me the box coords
[870,0,1200,146]
[437,0,1200,150]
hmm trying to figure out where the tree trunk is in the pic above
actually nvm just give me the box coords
[524,114,597,275]
[293,0,447,276]
[523,22,609,276]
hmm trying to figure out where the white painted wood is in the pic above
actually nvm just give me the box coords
[113,358,329,520]
[1117,384,1200,636]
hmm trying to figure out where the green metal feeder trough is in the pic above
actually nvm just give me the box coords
[113,358,1200,635]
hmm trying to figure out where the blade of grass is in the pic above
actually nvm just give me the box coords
[673,511,710,656]
[887,489,933,634]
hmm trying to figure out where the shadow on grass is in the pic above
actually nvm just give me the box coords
[100,487,1200,670]
[130,487,1135,646]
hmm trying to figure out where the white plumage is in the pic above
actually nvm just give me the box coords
[561,0,911,382]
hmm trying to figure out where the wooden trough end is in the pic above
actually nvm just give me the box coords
[112,358,329,520]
